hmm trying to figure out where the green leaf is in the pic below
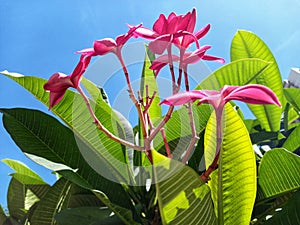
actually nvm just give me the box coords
[55,207,123,225]
[30,178,72,225]
[205,103,256,225]
[259,148,300,197]
[152,150,217,225]
[262,190,300,225]
[7,178,27,221]
[284,88,300,113]
[140,45,162,120]
[283,125,300,152]
[196,58,270,90]
[230,30,284,131]
[0,71,131,183]
[2,159,46,185]
[0,108,135,212]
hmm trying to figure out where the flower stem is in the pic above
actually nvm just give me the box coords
[117,54,148,140]
[77,85,144,152]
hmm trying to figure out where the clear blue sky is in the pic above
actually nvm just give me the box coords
[0,0,299,208]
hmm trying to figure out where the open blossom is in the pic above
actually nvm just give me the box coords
[43,55,91,109]
[77,24,142,60]
[150,45,225,75]
[130,9,203,54]
[160,84,281,110]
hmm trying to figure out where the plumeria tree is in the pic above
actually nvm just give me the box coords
[1,8,300,225]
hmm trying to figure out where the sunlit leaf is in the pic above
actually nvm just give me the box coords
[259,148,300,197]
[231,30,283,131]
[152,150,217,225]
[284,88,300,113]
[205,103,256,225]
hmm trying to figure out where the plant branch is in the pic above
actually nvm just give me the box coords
[77,86,145,152]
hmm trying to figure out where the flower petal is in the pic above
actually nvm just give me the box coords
[49,91,66,109]
[202,54,225,63]
[70,55,91,87]
[160,90,208,106]
[153,14,168,34]
[183,45,211,64]
[44,72,72,92]
[93,38,117,55]
[76,48,96,57]
[129,25,158,39]
[116,24,142,46]
[149,34,172,54]
[150,54,180,75]
[224,84,281,106]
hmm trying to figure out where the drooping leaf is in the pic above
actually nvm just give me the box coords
[0,71,131,183]
[152,150,217,225]
[0,108,135,216]
[205,103,256,225]
[55,207,122,225]
[284,88,300,114]
[259,148,300,197]
[230,30,284,131]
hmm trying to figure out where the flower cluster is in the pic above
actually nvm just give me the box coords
[43,9,281,171]
[44,9,224,108]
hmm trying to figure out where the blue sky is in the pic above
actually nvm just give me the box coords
[0,0,299,208]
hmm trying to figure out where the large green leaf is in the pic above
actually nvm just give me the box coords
[30,178,71,225]
[2,159,47,185]
[55,207,122,225]
[0,108,135,212]
[284,88,300,113]
[0,71,131,183]
[230,30,284,131]
[258,148,300,197]
[152,150,217,225]
[205,103,256,225]
[262,190,300,225]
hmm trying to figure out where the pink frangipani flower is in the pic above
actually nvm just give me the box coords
[93,24,142,59]
[129,9,202,54]
[160,84,281,111]
[150,45,225,75]
[44,55,91,109]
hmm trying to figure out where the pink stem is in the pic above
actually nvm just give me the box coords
[77,86,144,152]
[200,108,223,181]
[161,128,172,158]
